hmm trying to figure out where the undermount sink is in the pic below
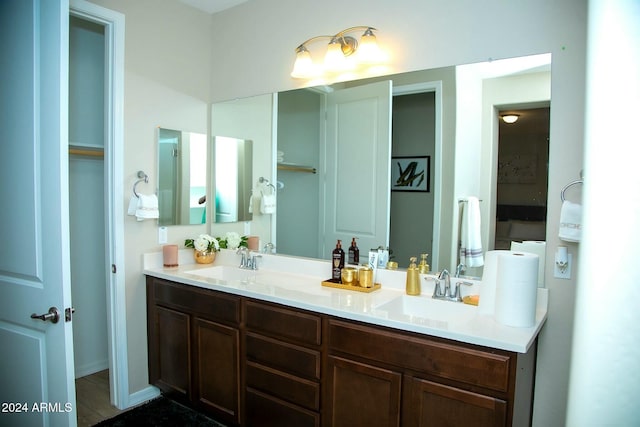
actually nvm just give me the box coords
[183,266,328,298]
[184,265,256,282]
[374,294,476,325]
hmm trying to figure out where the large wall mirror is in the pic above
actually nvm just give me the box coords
[157,127,207,226]
[214,136,253,223]
[211,53,551,278]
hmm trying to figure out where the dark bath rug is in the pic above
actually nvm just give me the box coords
[93,396,227,427]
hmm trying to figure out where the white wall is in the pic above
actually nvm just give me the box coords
[88,0,212,394]
[87,0,589,423]
[567,0,640,425]
[209,2,587,426]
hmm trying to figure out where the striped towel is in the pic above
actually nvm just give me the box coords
[460,197,484,267]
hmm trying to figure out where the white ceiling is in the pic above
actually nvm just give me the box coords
[178,0,248,14]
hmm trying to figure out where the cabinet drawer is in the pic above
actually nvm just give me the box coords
[246,332,321,380]
[328,320,513,393]
[152,278,240,325]
[245,300,321,346]
[246,361,320,410]
[246,388,320,427]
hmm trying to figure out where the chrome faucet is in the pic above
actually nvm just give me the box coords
[262,242,276,254]
[455,263,466,277]
[433,269,450,298]
[432,269,472,302]
[237,247,261,270]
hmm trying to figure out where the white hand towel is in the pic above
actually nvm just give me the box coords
[260,193,276,214]
[460,196,484,267]
[135,194,159,221]
[127,195,138,216]
[559,200,582,242]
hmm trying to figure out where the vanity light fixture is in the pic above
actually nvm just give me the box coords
[291,26,385,79]
[501,114,520,124]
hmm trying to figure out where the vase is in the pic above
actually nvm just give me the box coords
[194,250,216,264]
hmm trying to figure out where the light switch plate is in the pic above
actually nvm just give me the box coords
[554,253,572,279]
[158,226,167,244]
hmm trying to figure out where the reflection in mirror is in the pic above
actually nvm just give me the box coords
[211,54,551,279]
[157,128,207,226]
[214,136,253,223]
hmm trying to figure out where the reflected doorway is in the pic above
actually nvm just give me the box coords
[494,106,550,249]
[390,91,436,267]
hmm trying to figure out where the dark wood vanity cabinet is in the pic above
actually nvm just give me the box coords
[146,277,241,426]
[146,276,533,427]
[325,319,521,427]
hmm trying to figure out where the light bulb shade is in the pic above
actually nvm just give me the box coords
[357,30,383,64]
[501,114,519,124]
[291,47,315,78]
[324,40,347,72]
[291,26,387,79]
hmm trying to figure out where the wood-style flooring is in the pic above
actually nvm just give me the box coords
[76,370,123,426]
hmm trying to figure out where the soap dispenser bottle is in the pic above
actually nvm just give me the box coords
[418,253,430,274]
[405,257,421,295]
[348,237,359,265]
[332,240,345,282]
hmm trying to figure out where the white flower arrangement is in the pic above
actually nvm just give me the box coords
[224,232,242,250]
[217,232,248,250]
[185,234,220,253]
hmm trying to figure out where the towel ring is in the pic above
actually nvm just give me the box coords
[258,176,276,192]
[133,170,149,198]
[560,179,583,202]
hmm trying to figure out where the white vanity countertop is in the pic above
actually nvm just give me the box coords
[143,249,548,353]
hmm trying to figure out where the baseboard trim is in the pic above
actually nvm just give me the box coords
[127,385,160,408]
[75,359,109,379]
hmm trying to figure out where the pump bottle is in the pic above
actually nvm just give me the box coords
[405,257,421,295]
[332,240,345,282]
[348,237,359,265]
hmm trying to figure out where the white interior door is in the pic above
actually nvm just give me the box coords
[322,81,393,259]
[0,1,77,427]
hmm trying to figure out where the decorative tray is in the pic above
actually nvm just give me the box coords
[321,279,381,293]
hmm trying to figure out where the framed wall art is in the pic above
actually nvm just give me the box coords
[391,156,430,192]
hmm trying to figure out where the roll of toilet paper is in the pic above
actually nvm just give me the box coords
[510,241,546,288]
[478,250,509,315]
[494,252,539,328]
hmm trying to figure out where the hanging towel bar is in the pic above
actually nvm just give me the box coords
[133,171,149,198]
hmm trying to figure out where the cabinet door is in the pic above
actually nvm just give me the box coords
[151,306,191,398]
[194,317,240,425]
[405,376,507,427]
[325,356,402,427]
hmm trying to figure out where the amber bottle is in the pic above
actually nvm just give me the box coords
[332,240,345,281]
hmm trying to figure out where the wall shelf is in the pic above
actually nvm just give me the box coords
[277,163,317,174]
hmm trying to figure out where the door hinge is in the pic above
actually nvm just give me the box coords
[65,307,75,322]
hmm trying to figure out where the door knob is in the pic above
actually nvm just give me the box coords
[30,307,60,324]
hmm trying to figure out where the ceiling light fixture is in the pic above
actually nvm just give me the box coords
[291,26,385,79]
[501,114,520,124]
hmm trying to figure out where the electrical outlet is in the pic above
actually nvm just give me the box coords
[158,226,168,244]
[554,253,572,279]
